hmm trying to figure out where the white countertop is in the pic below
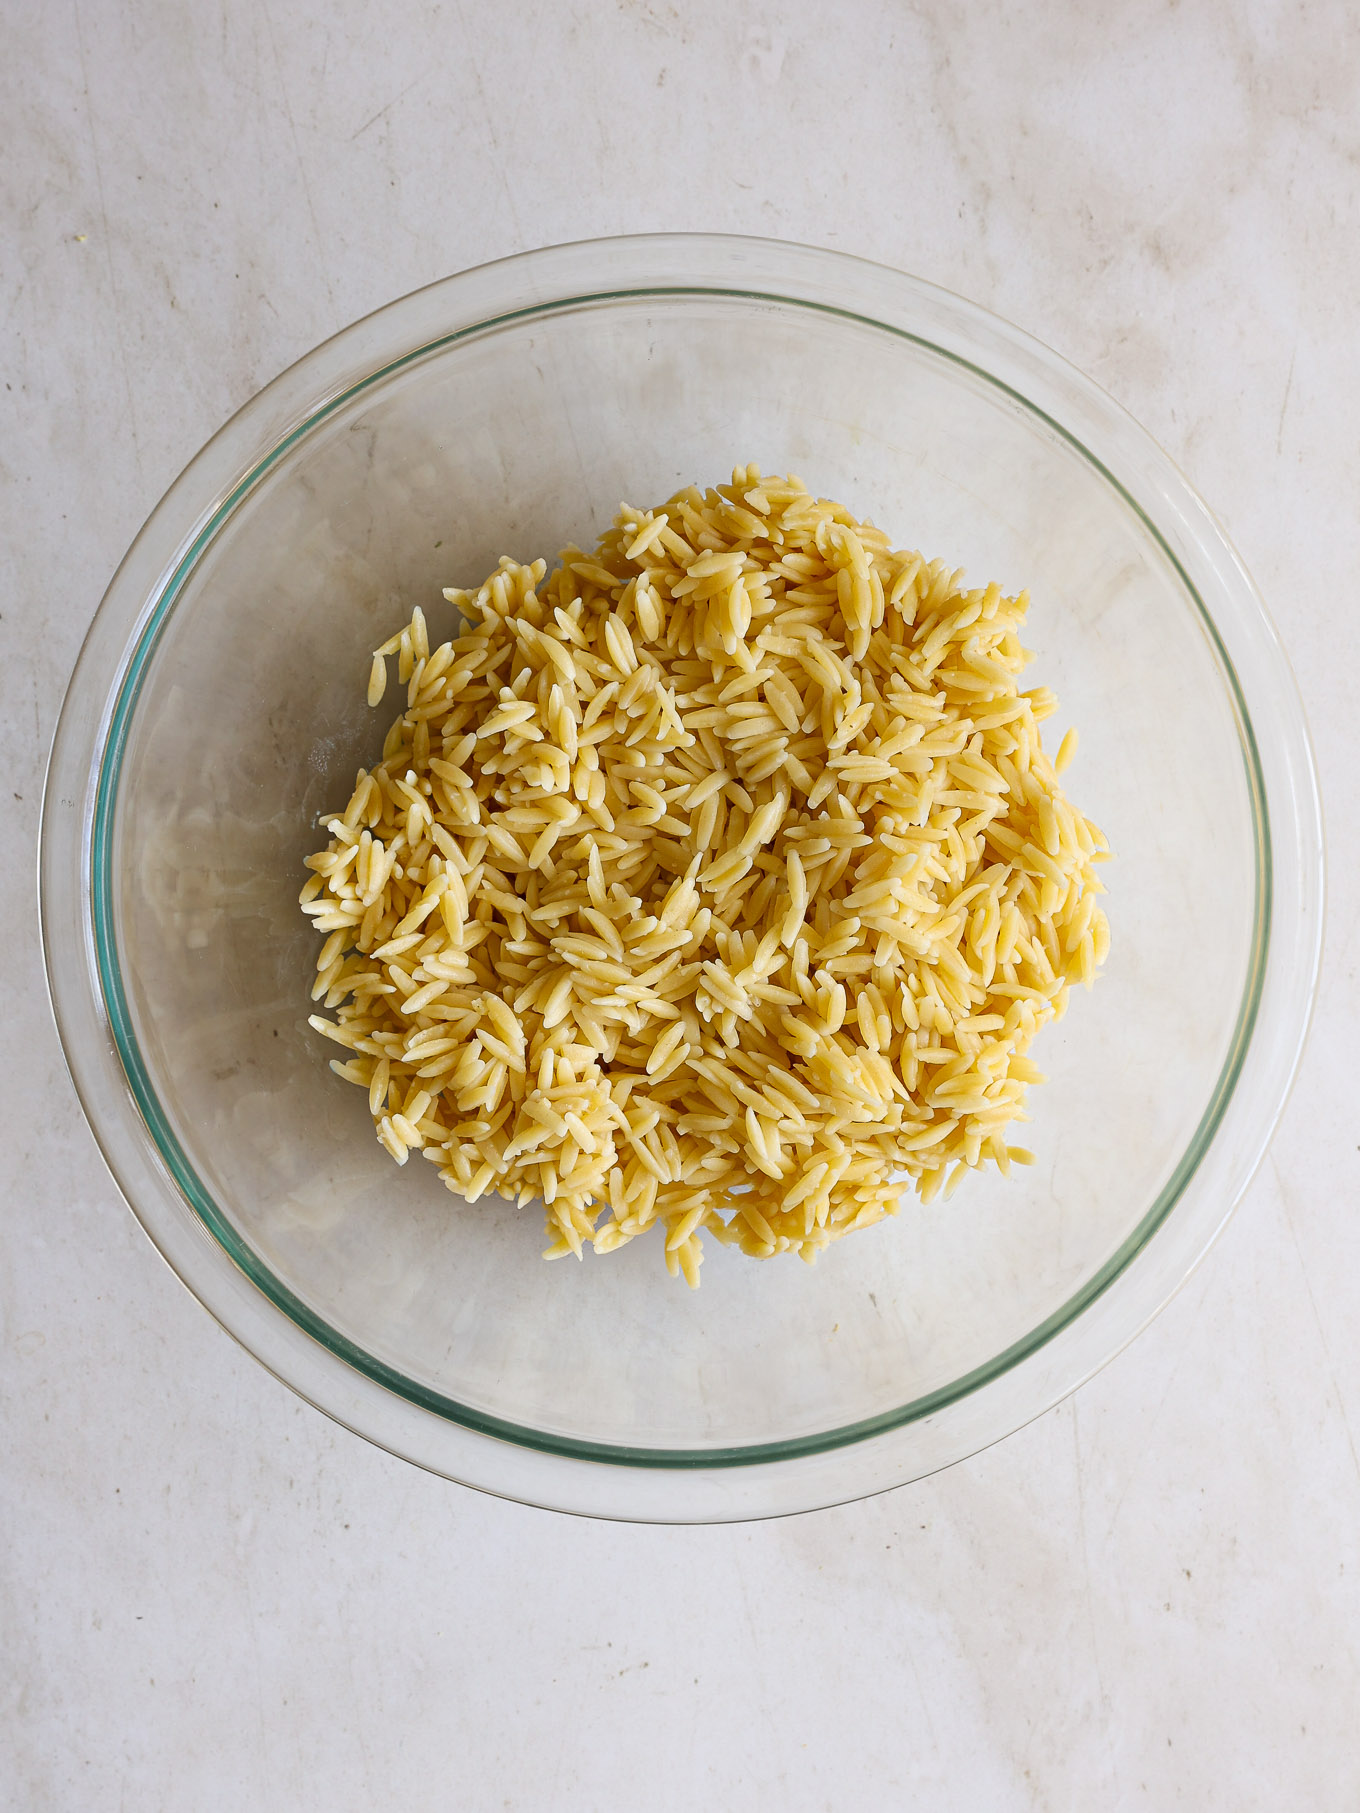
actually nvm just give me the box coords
[6,3,1358,1806]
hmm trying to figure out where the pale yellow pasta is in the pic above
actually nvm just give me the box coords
[303,469,1109,1285]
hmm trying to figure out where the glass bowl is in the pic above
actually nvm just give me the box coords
[41,236,1322,1521]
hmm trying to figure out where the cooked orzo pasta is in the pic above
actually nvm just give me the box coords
[302,468,1109,1286]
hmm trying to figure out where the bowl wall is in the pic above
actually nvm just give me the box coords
[111,289,1254,1451]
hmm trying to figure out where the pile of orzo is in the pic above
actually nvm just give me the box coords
[302,468,1109,1286]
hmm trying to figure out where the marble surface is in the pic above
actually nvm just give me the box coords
[4,2,1358,1805]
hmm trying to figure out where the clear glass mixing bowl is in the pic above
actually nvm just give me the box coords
[41,236,1322,1520]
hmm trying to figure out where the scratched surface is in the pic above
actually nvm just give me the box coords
[3,2,1358,1807]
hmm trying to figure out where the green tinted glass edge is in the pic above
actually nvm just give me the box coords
[91,286,1271,1470]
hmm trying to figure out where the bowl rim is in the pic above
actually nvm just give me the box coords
[40,232,1324,1519]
